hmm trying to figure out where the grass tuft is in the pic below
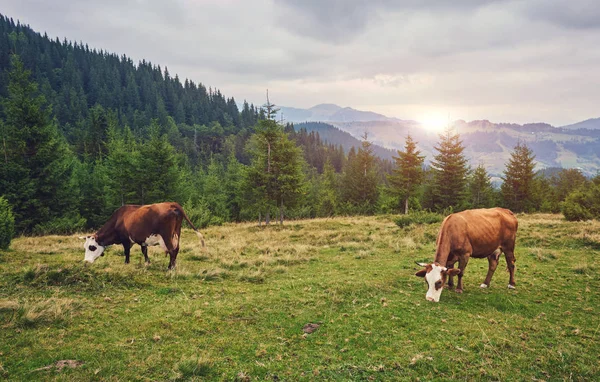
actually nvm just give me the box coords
[572,263,594,275]
[197,268,229,282]
[395,211,443,228]
[175,356,213,379]
[0,298,78,328]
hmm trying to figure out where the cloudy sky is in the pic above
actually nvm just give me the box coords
[3,0,600,126]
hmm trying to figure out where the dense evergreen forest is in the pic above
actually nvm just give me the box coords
[1,14,599,241]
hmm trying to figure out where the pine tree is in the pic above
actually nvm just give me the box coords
[341,133,379,213]
[0,55,81,233]
[468,165,495,209]
[202,157,229,223]
[430,127,469,211]
[138,120,182,204]
[318,158,339,216]
[104,124,140,207]
[388,134,424,214]
[501,142,536,212]
[244,118,306,224]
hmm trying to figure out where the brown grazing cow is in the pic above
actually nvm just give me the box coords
[82,202,205,269]
[415,208,518,302]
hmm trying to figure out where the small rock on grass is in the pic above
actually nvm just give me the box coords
[303,323,321,334]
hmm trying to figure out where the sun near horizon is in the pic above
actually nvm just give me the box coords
[418,111,450,132]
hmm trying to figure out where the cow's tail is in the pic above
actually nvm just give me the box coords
[178,205,206,248]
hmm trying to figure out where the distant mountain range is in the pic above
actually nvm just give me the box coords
[285,104,600,177]
[560,118,600,130]
[278,104,406,123]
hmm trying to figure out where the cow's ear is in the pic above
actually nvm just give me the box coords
[415,269,427,277]
[445,268,461,276]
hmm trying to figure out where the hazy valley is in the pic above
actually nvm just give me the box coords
[278,104,600,177]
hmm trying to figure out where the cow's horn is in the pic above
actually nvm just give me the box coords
[415,261,429,267]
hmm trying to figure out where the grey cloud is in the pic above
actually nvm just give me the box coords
[275,0,508,43]
[522,0,600,29]
[2,0,599,125]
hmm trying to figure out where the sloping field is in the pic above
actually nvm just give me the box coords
[0,214,598,380]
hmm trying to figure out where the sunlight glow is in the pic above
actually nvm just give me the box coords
[418,112,449,132]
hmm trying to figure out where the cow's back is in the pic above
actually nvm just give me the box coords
[436,208,517,260]
[123,202,182,242]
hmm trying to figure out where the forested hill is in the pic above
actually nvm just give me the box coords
[296,122,395,161]
[0,14,399,235]
[0,14,262,134]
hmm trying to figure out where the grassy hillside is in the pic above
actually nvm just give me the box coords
[0,214,598,380]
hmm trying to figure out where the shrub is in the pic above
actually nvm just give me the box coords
[0,196,15,250]
[395,211,443,228]
[561,184,600,221]
[183,198,224,229]
[32,213,86,235]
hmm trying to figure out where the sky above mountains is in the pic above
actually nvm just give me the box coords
[3,0,600,126]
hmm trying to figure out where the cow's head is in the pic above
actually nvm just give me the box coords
[81,235,105,263]
[415,262,461,302]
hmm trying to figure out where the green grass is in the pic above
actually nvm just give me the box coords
[0,214,598,380]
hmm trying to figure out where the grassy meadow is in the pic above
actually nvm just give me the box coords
[0,214,598,381]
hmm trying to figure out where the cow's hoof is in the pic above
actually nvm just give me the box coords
[507,284,516,290]
[480,283,489,289]
[455,289,463,294]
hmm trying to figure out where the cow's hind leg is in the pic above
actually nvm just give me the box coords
[504,248,517,289]
[123,243,131,264]
[167,247,179,270]
[481,249,501,288]
[141,245,150,265]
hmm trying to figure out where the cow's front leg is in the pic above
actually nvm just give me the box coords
[141,245,150,265]
[123,243,131,264]
[446,259,457,289]
[456,255,470,293]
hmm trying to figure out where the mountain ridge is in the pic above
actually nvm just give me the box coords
[279,103,405,124]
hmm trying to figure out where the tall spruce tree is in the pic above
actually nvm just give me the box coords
[138,120,183,204]
[468,165,495,209]
[0,55,81,233]
[318,158,339,216]
[430,127,469,211]
[388,134,425,214]
[244,118,306,224]
[104,124,140,207]
[341,133,379,213]
[501,142,536,212]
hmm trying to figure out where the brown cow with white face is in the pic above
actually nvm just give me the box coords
[82,202,205,269]
[415,208,518,302]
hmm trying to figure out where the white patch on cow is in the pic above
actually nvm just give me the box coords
[507,284,516,289]
[172,233,179,249]
[83,236,105,263]
[480,283,488,289]
[144,234,167,251]
[424,264,447,302]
